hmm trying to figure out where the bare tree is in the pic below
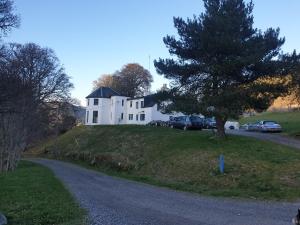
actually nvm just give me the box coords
[0,0,19,38]
[115,63,153,97]
[93,74,117,90]
[0,43,73,172]
[93,64,153,97]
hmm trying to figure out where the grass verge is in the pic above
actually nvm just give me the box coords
[0,161,86,225]
[29,125,300,201]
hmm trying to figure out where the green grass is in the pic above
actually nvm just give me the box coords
[31,125,300,201]
[240,111,300,138]
[0,161,86,225]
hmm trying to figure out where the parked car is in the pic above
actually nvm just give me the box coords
[170,116,204,130]
[248,121,282,133]
[225,121,240,130]
[166,116,177,127]
[259,121,282,133]
[147,120,165,127]
[247,121,261,131]
[240,123,251,130]
[203,118,216,129]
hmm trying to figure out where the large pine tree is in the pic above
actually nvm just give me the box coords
[155,0,293,137]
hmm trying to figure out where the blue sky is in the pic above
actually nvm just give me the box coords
[4,0,300,105]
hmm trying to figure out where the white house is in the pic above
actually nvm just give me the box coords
[85,87,181,125]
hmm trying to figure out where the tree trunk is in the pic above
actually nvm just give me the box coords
[215,116,226,138]
[0,113,27,173]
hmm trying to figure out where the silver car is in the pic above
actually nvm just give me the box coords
[248,120,282,132]
[259,121,282,132]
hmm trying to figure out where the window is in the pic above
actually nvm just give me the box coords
[141,101,144,108]
[122,99,124,106]
[140,114,145,121]
[130,101,133,107]
[87,99,89,106]
[94,99,99,105]
[121,113,124,120]
[136,114,139,121]
[86,111,89,123]
[136,101,139,109]
[129,114,133,120]
[92,111,98,123]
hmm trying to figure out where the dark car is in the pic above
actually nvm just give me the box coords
[170,116,204,130]
[147,120,164,127]
[203,118,217,129]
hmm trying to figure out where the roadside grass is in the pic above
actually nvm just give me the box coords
[0,161,86,225]
[240,111,300,138]
[29,125,300,201]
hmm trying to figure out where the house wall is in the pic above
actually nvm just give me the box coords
[85,98,110,125]
[110,96,128,125]
[99,98,111,124]
[151,105,184,121]
[86,96,184,126]
[126,98,152,125]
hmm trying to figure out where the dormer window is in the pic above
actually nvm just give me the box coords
[94,99,99,105]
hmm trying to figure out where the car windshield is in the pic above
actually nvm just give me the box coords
[190,116,202,122]
[264,121,277,125]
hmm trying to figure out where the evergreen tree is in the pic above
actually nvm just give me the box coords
[155,0,294,137]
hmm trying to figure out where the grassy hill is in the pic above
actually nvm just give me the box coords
[240,111,300,138]
[30,125,300,201]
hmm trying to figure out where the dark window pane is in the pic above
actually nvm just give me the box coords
[93,111,98,123]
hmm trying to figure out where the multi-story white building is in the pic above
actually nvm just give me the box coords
[85,87,181,125]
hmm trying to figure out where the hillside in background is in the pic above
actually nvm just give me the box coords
[268,93,299,112]
[29,125,300,200]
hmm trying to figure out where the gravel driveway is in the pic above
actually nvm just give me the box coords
[227,130,300,150]
[30,159,298,225]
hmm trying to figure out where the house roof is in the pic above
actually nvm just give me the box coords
[86,87,121,98]
[128,94,157,108]
[143,94,157,108]
[86,87,158,108]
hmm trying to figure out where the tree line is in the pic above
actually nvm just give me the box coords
[0,0,74,172]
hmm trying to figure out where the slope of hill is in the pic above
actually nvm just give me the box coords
[30,125,300,200]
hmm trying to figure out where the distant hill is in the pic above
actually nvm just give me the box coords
[268,93,299,112]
